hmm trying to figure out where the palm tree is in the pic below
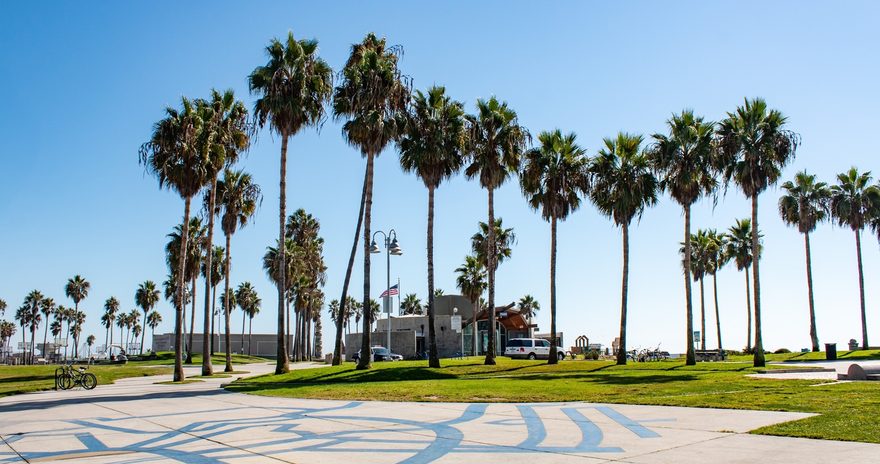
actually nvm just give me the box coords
[724,219,761,351]
[197,89,251,377]
[455,255,487,356]
[102,297,119,353]
[464,97,529,365]
[23,291,43,363]
[141,97,211,381]
[400,294,423,315]
[14,306,30,363]
[165,218,205,361]
[286,209,327,362]
[0,321,15,362]
[127,309,141,353]
[215,169,261,371]
[705,230,728,351]
[0,299,5,317]
[250,31,333,375]
[521,130,590,364]
[332,33,408,370]
[263,238,296,352]
[201,245,226,356]
[588,132,658,365]
[470,219,517,275]
[116,312,128,352]
[397,85,466,368]
[829,168,880,349]
[147,311,162,352]
[518,295,540,337]
[235,282,257,359]
[779,171,831,351]
[64,277,89,332]
[716,98,799,367]
[134,281,160,356]
[649,110,717,366]
[69,310,85,359]
[86,335,95,358]
[39,297,55,359]
[682,230,711,351]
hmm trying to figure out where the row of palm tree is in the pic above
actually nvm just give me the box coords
[6,283,91,364]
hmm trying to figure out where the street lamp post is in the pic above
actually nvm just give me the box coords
[370,230,402,355]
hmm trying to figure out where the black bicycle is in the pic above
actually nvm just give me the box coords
[58,363,97,390]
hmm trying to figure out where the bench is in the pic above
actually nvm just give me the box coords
[694,350,726,362]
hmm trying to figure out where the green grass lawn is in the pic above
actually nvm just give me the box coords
[0,364,171,397]
[125,351,269,366]
[726,349,880,363]
[227,357,880,444]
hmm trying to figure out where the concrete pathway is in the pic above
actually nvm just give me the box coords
[751,359,880,380]
[1,362,878,463]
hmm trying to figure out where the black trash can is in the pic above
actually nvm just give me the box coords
[825,343,837,360]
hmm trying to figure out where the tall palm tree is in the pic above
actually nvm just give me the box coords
[165,218,205,361]
[829,168,880,349]
[147,311,162,352]
[682,230,711,351]
[400,294,423,315]
[196,89,251,377]
[779,171,831,351]
[135,281,160,355]
[464,97,529,365]
[588,132,658,365]
[263,238,296,354]
[250,31,333,375]
[455,255,488,356]
[397,85,466,368]
[102,297,119,352]
[141,97,211,381]
[86,334,95,358]
[127,309,141,353]
[649,110,717,366]
[471,219,516,270]
[39,297,55,359]
[716,98,799,367]
[201,245,225,360]
[332,33,408,370]
[518,295,540,337]
[14,306,30,363]
[219,288,236,357]
[214,169,261,371]
[521,130,589,364]
[23,291,43,363]
[69,310,85,359]
[245,293,261,356]
[64,276,89,321]
[705,230,728,351]
[724,219,760,351]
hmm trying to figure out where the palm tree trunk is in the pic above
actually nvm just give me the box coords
[752,195,765,367]
[332,164,366,365]
[248,316,253,356]
[187,275,197,364]
[745,266,752,351]
[548,214,559,365]
[683,205,696,365]
[471,297,478,356]
[713,271,722,351]
[173,198,191,382]
[201,179,218,376]
[109,321,113,352]
[210,287,216,355]
[357,152,376,370]
[285,298,291,358]
[617,222,630,365]
[275,134,290,375]
[855,229,868,349]
[292,309,299,362]
[224,234,233,373]
[427,185,440,368]
[104,325,109,355]
[42,320,49,362]
[241,308,246,355]
[804,232,820,351]
[484,187,497,366]
[699,277,706,351]
[140,308,149,357]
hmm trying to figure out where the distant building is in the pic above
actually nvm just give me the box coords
[152,333,292,358]
[344,295,536,360]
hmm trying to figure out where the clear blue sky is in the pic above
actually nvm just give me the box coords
[2,1,878,354]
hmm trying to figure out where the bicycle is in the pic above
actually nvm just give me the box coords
[57,362,97,390]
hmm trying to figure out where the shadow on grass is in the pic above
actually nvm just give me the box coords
[0,374,56,384]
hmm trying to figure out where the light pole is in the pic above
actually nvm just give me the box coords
[370,230,402,353]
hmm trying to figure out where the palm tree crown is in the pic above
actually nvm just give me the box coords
[779,171,830,234]
[589,132,658,226]
[521,130,590,221]
[829,168,880,232]
[398,86,466,188]
[215,169,262,238]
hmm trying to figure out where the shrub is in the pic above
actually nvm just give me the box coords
[587,350,599,360]
[774,348,791,354]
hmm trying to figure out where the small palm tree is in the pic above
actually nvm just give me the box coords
[69,310,85,359]
[723,219,761,351]
[455,255,487,356]
[829,168,880,349]
[147,311,162,352]
[400,294,423,315]
[215,169,261,371]
[14,306,30,363]
[250,31,333,375]
[649,110,717,366]
[235,282,258,359]
[23,291,43,363]
[39,298,55,359]
[127,309,141,353]
[464,97,529,365]
[705,230,728,351]
[588,132,658,365]
[201,245,225,361]
[397,85,466,368]
[716,98,799,367]
[682,230,712,351]
[332,33,408,370]
[86,335,95,358]
[141,97,211,381]
[779,171,831,351]
[102,297,119,352]
[470,220,517,274]
[135,281,160,356]
[518,295,540,337]
[521,130,589,364]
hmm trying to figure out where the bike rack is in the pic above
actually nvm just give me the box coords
[54,367,64,390]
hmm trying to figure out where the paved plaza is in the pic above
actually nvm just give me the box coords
[1,362,878,463]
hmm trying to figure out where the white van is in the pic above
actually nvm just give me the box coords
[505,338,566,361]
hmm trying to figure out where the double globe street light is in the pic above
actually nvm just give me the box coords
[370,230,402,354]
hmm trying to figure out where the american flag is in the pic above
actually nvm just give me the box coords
[380,284,399,298]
